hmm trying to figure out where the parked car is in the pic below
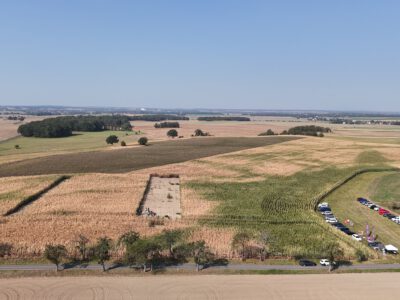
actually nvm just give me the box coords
[319,259,330,266]
[326,218,338,223]
[384,245,399,255]
[318,202,329,208]
[352,234,362,242]
[368,241,384,251]
[379,208,390,215]
[332,222,346,229]
[384,213,396,219]
[321,210,333,215]
[369,205,377,210]
[299,259,317,267]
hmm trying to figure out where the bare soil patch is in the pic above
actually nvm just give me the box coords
[140,175,182,219]
[0,274,400,299]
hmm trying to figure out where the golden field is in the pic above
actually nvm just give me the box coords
[2,132,400,259]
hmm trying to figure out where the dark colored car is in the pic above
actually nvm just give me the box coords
[369,205,377,210]
[384,214,396,219]
[319,207,332,213]
[299,259,317,267]
[332,222,346,228]
[368,242,384,251]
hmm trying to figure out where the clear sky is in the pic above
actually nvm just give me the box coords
[0,1,399,111]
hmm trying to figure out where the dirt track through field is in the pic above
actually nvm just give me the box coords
[1,274,400,299]
[0,136,299,177]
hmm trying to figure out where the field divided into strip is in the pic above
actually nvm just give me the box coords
[0,136,299,177]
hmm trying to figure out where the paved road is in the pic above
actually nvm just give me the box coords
[1,262,399,272]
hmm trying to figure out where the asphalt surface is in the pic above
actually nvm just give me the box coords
[1,262,399,272]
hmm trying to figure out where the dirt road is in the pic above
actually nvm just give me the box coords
[1,273,400,299]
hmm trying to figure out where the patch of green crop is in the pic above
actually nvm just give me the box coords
[356,150,389,165]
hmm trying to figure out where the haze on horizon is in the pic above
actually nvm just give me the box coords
[1,1,399,111]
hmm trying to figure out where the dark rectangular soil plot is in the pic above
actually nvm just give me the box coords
[0,136,300,177]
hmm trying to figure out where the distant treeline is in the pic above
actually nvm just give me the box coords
[131,114,189,121]
[282,125,331,137]
[7,116,25,121]
[330,118,400,126]
[197,116,251,121]
[154,122,180,128]
[18,115,133,138]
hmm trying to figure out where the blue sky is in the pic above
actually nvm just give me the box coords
[0,1,399,111]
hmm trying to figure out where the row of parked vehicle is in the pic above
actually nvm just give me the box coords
[357,198,400,225]
[317,202,363,242]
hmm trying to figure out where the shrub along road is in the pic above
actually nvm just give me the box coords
[0,136,299,177]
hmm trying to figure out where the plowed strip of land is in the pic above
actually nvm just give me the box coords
[0,274,399,299]
[0,136,299,177]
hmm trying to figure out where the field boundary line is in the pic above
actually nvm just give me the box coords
[3,175,70,216]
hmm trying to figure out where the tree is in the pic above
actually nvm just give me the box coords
[120,140,127,146]
[355,249,368,262]
[44,244,67,271]
[120,122,133,131]
[194,129,205,136]
[324,242,344,272]
[187,240,214,271]
[94,237,112,271]
[258,129,275,136]
[156,230,183,257]
[232,232,251,260]
[14,145,20,149]
[118,231,140,250]
[106,135,119,145]
[74,234,89,261]
[138,137,148,145]
[167,129,178,138]
[257,231,270,261]
[126,238,161,271]
[0,243,12,257]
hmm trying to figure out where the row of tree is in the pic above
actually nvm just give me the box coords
[197,116,251,121]
[7,116,25,121]
[258,126,331,137]
[131,115,189,121]
[41,230,216,272]
[1,230,355,272]
[154,122,180,128]
[18,115,133,138]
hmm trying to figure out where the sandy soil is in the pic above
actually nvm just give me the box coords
[0,116,45,141]
[142,176,181,219]
[0,119,20,141]
[0,274,399,299]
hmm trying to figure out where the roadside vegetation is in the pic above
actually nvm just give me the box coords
[42,230,220,272]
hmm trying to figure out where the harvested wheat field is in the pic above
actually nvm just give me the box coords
[3,137,400,258]
[0,175,59,216]
[1,274,400,299]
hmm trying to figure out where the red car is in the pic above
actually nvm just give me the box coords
[379,208,390,215]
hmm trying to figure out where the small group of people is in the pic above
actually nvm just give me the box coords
[143,207,156,217]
